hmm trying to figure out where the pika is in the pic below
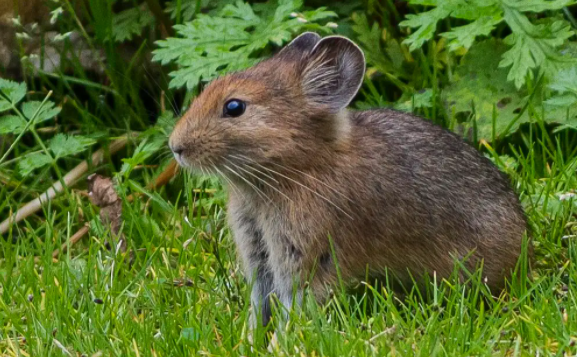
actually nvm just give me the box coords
[169,32,527,327]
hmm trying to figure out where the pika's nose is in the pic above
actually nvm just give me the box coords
[169,142,183,156]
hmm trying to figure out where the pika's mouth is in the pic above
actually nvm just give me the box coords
[172,151,202,170]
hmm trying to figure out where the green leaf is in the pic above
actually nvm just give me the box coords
[0,115,27,134]
[165,0,227,22]
[156,111,177,135]
[220,1,260,22]
[544,67,577,109]
[48,134,96,159]
[441,15,503,51]
[121,136,166,175]
[499,7,575,88]
[400,0,575,88]
[443,39,531,141]
[400,6,452,51]
[18,152,52,176]
[0,79,27,112]
[152,0,336,90]
[112,5,155,42]
[501,0,573,12]
[450,1,501,20]
[395,89,434,111]
[548,67,577,94]
[168,52,256,90]
[544,94,577,108]
[352,13,407,81]
[21,101,61,122]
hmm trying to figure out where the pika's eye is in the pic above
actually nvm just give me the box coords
[223,99,246,117]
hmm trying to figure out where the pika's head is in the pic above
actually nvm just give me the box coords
[168,32,365,174]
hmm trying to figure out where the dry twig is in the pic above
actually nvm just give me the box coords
[0,138,129,235]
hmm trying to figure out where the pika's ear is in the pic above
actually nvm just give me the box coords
[276,32,321,60]
[301,36,365,112]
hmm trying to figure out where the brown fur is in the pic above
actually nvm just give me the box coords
[169,33,527,327]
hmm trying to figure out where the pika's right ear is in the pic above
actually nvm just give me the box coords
[276,32,321,60]
[300,36,366,113]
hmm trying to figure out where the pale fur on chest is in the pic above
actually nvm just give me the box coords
[227,187,339,303]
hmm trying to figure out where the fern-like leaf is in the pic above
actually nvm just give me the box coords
[153,0,337,90]
[400,0,576,88]
[112,5,155,42]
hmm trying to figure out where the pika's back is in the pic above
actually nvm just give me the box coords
[324,108,527,287]
[350,108,517,203]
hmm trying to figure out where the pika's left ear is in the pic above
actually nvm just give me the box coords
[276,32,321,61]
[301,36,365,112]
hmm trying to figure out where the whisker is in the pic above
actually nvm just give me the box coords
[268,161,352,202]
[232,153,349,200]
[214,167,240,196]
[231,155,352,219]
[210,159,243,198]
[223,158,293,203]
[231,159,280,184]
[223,164,273,205]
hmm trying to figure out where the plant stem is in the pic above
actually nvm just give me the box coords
[0,91,53,165]
[145,0,175,38]
[0,137,131,235]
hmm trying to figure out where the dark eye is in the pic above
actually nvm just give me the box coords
[223,99,246,117]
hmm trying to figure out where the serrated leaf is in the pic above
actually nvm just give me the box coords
[165,0,199,22]
[450,2,501,20]
[400,6,452,51]
[49,134,96,159]
[544,94,577,108]
[273,0,301,22]
[18,152,52,176]
[21,101,61,122]
[447,39,577,138]
[153,0,336,90]
[156,111,176,134]
[501,0,573,12]
[548,67,577,94]
[499,8,575,88]
[112,5,155,42]
[0,115,27,134]
[352,13,407,80]
[165,0,230,22]
[545,67,577,109]
[442,15,503,51]
[395,89,434,111]
[499,33,536,88]
[0,79,27,111]
[400,0,575,89]
[221,1,260,22]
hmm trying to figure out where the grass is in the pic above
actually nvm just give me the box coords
[1,0,577,355]
[2,147,577,356]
